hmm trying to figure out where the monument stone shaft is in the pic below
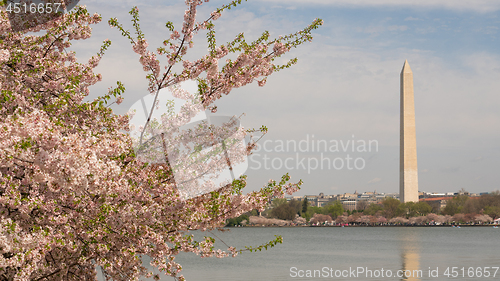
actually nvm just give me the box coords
[400,60,419,203]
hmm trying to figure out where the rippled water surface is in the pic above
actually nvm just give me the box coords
[137,226,500,280]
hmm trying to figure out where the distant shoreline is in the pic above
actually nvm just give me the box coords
[231,224,499,228]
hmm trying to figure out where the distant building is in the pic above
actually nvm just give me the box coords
[282,189,489,212]
[342,200,357,212]
[419,197,449,210]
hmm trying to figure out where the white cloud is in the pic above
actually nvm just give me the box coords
[405,17,422,21]
[367,178,382,184]
[440,166,460,173]
[471,156,484,162]
[387,25,408,32]
[258,0,500,13]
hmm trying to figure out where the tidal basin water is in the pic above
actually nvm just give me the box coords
[146,227,500,281]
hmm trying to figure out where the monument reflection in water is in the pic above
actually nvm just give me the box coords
[399,229,421,281]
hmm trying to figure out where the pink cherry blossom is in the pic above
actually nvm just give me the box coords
[0,1,321,280]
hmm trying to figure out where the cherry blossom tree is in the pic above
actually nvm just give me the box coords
[474,214,493,224]
[309,214,332,225]
[0,0,322,280]
[335,215,347,224]
[376,216,387,225]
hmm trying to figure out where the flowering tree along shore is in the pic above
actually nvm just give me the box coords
[0,0,322,280]
[255,194,500,227]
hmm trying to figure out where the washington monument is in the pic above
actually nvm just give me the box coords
[400,60,419,203]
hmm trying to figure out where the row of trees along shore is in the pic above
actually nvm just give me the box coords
[226,192,500,226]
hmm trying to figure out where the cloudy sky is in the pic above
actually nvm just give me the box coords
[73,0,500,196]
